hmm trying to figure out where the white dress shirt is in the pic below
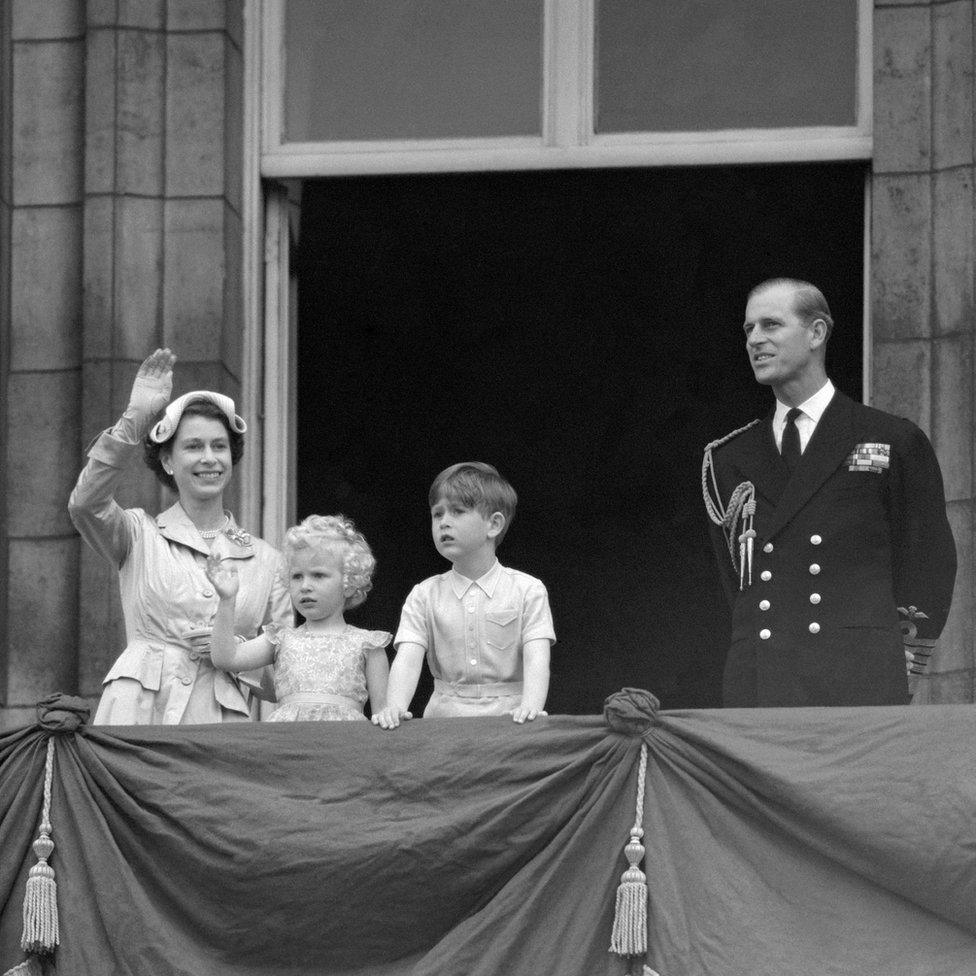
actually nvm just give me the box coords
[773,380,835,454]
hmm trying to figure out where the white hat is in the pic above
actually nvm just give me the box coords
[148,391,247,443]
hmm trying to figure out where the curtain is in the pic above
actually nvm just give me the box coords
[2,695,974,976]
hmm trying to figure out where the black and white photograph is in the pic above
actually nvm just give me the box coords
[1,3,973,974]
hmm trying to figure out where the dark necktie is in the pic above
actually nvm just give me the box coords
[781,407,802,472]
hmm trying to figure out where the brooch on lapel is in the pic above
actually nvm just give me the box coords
[224,526,252,548]
[845,442,890,474]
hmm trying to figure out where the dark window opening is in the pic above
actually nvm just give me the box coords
[295,163,865,713]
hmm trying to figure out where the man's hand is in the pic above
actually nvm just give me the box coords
[905,643,934,676]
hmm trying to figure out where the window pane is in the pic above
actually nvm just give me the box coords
[596,0,858,133]
[283,0,544,141]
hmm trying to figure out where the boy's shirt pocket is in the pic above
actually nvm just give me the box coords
[485,608,520,650]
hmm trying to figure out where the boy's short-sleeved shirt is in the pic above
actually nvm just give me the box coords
[394,560,555,685]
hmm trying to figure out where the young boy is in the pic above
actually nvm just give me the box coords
[372,462,554,728]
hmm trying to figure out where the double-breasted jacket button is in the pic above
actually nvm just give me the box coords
[759,629,771,640]
[810,534,822,546]
[202,589,214,598]
[763,542,774,554]
[760,570,772,582]
[759,600,770,611]
[809,564,821,575]
[808,622,821,634]
[810,593,821,605]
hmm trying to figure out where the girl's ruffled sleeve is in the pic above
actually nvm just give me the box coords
[364,630,392,650]
[262,623,286,647]
[260,623,289,668]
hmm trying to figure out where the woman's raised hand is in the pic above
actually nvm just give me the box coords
[128,348,176,420]
[205,551,240,600]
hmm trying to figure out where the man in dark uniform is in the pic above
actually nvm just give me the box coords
[703,278,956,706]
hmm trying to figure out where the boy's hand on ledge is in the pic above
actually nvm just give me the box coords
[510,704,547,724]
[372,706,413,730]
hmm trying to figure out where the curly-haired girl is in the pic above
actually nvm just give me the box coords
[206,515,390,721]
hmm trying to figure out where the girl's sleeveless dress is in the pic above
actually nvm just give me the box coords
[266,624,391,722]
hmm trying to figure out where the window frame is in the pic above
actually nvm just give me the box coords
[243,0,873,535]
[260,0,872,177]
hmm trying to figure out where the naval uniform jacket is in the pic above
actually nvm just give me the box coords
[706,391,956,707]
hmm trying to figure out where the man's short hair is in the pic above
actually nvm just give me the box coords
[749,277,834,340]
[428,462,518,545]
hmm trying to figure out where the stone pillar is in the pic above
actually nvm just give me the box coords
[77,0,247,702]
[0,1,85,729]
[873,0,975,701]
[0,0,246,727]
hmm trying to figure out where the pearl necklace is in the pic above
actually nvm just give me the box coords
[199,516,230,540]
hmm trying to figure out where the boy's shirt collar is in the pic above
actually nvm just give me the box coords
[450,559,502,599]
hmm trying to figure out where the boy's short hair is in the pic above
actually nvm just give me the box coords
[282,514,375,609]
[429,462,518,545]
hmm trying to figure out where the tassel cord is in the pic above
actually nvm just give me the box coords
[40,737,54,837]
[631,742,647,831]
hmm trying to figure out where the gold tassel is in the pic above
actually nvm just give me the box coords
[610,742,649,960]
[21,738,59,954]
[610,828,648,955]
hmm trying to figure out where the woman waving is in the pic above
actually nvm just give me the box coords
[69,349,291,724]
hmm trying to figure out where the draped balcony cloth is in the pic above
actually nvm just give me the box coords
[2,701,975,976]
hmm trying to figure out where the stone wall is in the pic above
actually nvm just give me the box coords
[0,0,245,728]
[873,0,975,701]
[1,1,85,730]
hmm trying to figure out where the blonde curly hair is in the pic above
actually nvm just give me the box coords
[282,514,376,609]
